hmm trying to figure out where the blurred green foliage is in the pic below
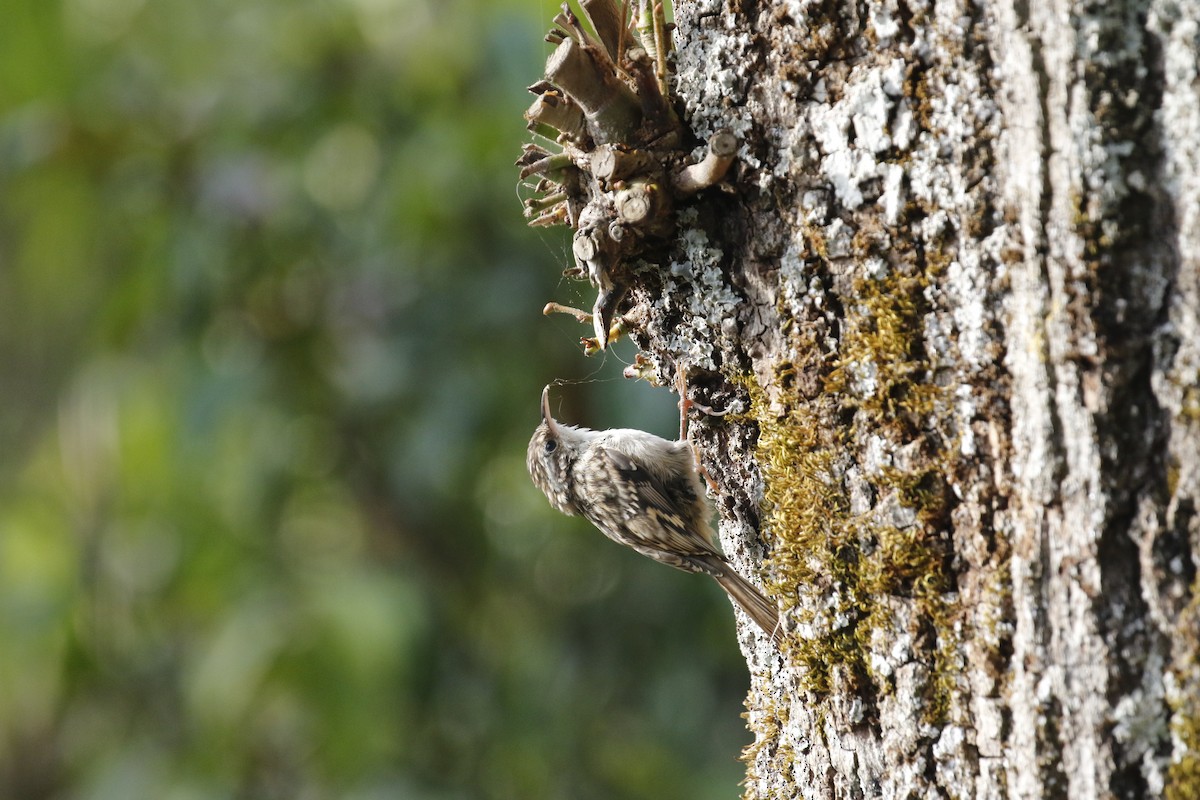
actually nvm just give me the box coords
[0,0,751,798]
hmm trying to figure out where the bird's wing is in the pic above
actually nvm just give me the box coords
[578,445,725,572]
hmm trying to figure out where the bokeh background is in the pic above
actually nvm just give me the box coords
[0,1,752,798]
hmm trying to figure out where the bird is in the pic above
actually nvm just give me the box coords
[527,386,781,645]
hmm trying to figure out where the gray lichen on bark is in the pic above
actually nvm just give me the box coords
[609,0,1200,797]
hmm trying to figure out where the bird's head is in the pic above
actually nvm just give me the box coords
[527,386,592,515]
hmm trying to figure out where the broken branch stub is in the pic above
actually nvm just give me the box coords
[615,180,663,225]
[525,93,588,142]
[674,130,738,194]
[545,38,642,145]
[518,0,737,352]
[579,0,633,60]
[591,144,656,182]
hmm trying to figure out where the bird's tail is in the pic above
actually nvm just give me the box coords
[714,569,783,648]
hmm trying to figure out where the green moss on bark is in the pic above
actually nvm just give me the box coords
[745,268,959,721]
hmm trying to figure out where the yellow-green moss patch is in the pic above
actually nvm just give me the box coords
[745,268,959,721]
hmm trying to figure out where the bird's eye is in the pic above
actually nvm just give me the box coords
[543,439,558,454]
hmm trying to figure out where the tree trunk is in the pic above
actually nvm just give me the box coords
[625,0,1200,796]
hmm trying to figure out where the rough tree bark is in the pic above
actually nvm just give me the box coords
[614,0,1200,796]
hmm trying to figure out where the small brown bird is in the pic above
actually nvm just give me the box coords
[527,386,781,645]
